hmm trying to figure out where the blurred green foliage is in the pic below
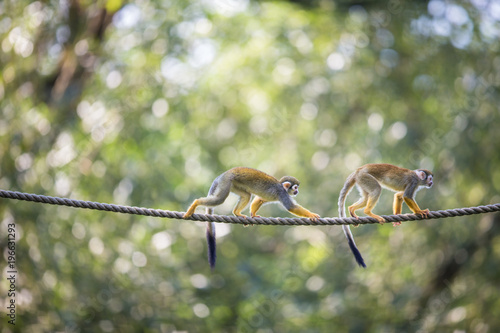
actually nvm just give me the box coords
[1,0,500,331]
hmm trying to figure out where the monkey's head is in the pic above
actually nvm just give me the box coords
[415,170,433,188]
[279,176,300,196]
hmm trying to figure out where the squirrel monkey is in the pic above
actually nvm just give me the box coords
[338,163,434,267]
[183,167,320,269]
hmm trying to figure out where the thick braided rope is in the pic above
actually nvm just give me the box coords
[0,189,499,226]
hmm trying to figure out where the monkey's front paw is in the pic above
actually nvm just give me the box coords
[183,212,193,219]
[392,222,402,227]
[310,213,320,221]
[416,209,430,218]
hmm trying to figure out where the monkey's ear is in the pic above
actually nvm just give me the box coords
[415,170,427,180]
[282,182,292,190]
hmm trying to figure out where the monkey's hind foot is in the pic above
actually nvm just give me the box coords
[348,213,361,227]
[183,210,194,219]
[237,214,254,227]
[367,213,386,224]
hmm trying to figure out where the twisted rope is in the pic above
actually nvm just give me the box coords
[0,189,499,226]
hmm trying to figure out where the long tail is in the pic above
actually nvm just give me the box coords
[206,219,216,270]
[338,173,366,268]
[205,180,218,270]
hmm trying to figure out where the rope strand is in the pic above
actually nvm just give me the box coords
[0,189,499,226]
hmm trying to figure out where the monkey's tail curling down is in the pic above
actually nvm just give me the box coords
[205,178,219,269]
[338,173,367,268]
[206,220,216,269]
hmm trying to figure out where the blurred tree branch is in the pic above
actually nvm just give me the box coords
[41,1,116,109]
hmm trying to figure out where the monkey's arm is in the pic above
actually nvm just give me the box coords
[393,192,404,215]
[394,191,430,222]
[278,190,320,220]
[288,204,320,220]
[252,195,319,220]
[392,192,404,226]
[403,197,430,218]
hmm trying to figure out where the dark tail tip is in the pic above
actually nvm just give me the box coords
[206,228,217,270]
[347,237,367,268]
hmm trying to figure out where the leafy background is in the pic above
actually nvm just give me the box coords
[1,0,500,331]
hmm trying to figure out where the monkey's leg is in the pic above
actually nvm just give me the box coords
[357,174,385,224]
[231,188,251,217]
[348,190,368,220]
[392,192,404,226]
[364,197,385,223]
[250,197,266,217]
[403,197,430,218]
[183,183,231,218]
[184,199,202,218]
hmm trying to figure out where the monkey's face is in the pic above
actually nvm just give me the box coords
[283,182,299,197]
[426,174,433,188]
[416,170,433,188]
